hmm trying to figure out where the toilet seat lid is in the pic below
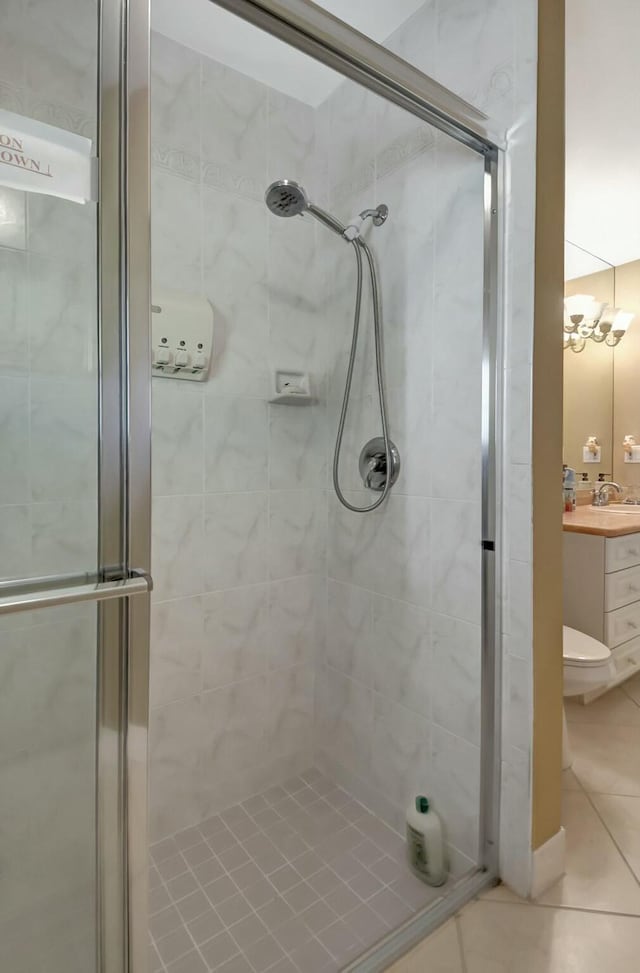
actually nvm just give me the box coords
[563,626,611,666]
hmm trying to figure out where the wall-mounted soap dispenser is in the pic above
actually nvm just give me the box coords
[152,290,214,382]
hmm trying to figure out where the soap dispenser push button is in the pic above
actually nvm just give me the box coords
[175,350,190,367]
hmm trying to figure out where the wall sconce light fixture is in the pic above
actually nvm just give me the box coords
[564,294,634,353]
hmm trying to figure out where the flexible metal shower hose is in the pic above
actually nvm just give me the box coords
[332,236,393,513]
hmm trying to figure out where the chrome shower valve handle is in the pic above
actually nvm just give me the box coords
[359,437,401,492]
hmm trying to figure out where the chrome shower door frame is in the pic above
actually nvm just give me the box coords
[0,0,151,970]
[207,1,504,968]
[98,0,152,971]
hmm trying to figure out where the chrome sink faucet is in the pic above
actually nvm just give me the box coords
[592,481,623,506]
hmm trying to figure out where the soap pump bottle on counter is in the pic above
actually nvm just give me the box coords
[563,465,576,512]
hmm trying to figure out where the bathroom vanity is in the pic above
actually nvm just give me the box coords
[564,507,640,697]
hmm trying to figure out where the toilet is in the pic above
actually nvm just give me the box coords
[562,625,616,769]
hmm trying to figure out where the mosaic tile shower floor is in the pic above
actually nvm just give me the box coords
[149,769,446,973]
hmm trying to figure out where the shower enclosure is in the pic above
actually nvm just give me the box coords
[0,1,501,971]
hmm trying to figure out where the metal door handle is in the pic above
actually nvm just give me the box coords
[0,572,152,616]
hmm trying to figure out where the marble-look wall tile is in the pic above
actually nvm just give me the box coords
[29,379,97,503]
[268,489,326,580]
[150,597,204,707]
[23,0,98,116]
[27,194,95,265]
[0,628,32,760]
[0,248,28,377]
[504,654,532,755]
[151,33,201,156]
[508,463,532,563]
[507,363,533,467]
[430,500,481,623]
[146,0,538,861]
[0,378,29,504]
[431,723,481,862]
[505,557,533,655]
[204,396,268,493]
[29,615,96,752]
[202,584,269,688]
[316,666,373,778]
[0,189,26,251]
[371,596,431,718]
[31,501,96,578]
[326,580,373,686]
[329,494,431,608]
[326,81,377,207]
[499,744,532,894]
[266,89,318,191]
[202,188,269,397]
[268,576,318,670]
[434,0,516,130]
[150,695,203,839]
[152,382,204,497]
[152,495,203,600]
[151,169,202,294]
[148,40,325,835]
[268,664,315,757]
[204,492,268,591]
[268,404,326,490]
[201,675,268,775]
[201,59,267,200]
[431,613,481,744]
[28,253,97,377]
[372,695,432,808]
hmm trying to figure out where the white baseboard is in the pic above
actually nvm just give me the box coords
[530,826,566,898]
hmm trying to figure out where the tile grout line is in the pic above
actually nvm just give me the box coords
[581,788,640,894]
[150,770,438,972]
[454,914,469,973]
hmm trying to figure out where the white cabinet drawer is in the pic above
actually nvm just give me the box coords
[605,564,640,611]
[605,534,640,573]
[605,600,640,648]
[612,635,640,680]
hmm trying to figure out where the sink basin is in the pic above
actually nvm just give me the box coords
[600,505,640,514]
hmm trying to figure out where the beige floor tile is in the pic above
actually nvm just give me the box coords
[562,768,582,791]
[387,919,463,973]
[620,671,640,706]
[591,793,640,881]
[569,723,640,795]
[565,689,640,725]
[480,883,525,904]
[459,900,640,972]
[536,791,640,914]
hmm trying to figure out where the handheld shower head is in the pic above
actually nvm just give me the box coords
[265,179,347,238]
[265,180,309,217]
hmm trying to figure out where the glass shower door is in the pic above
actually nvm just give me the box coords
[0,1,151,972]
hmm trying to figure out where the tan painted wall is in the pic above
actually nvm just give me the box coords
[532,0,565,850]
[563,270,614,476]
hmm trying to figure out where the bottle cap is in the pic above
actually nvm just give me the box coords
[415,796,429,813]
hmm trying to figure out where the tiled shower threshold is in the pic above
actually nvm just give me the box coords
[149,769,458,973]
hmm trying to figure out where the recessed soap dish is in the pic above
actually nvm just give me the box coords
[269,369,314,405]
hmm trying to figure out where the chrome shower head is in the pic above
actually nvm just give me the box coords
[265,180,309,217]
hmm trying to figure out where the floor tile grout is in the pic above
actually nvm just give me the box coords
[454,915,468,973]
[581,789,640,891]
[149,768,452,973]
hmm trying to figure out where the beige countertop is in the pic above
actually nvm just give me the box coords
[563,505,640,537]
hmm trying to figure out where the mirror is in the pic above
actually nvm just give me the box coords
[564,242,640,491]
